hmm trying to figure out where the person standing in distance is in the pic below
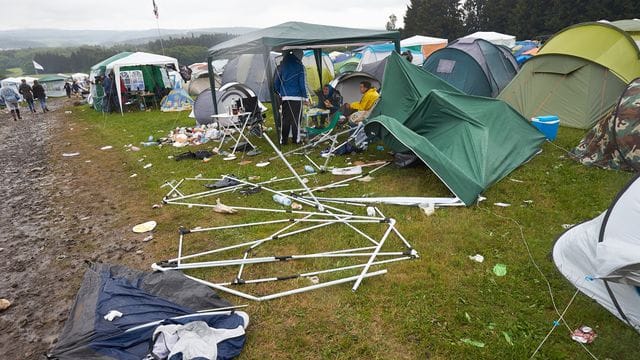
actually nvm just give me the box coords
[274,50,307,145]
[18,79,36,113]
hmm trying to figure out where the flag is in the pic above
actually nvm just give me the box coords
[32,60,44,71]
[152,0,159,19]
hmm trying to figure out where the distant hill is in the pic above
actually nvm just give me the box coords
[0,27,256,50]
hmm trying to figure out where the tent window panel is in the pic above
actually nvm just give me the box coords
[437,59,456,74]
[121,70,145,91]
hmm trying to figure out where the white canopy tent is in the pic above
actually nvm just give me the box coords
[553,175,640,331]
[462,31,516,48]
[400,35,448,47]
[105,52,179,114]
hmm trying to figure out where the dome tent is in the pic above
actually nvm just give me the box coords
[571,78,640,171]
[553,174,640,332]
[422,38,518,97]
[499,22,640,129]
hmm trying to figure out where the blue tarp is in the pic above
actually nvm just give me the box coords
[49,263,247,360]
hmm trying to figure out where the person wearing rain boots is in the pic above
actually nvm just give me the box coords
[0,85,22,121]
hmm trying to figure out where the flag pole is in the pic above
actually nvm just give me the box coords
[152,0,165,55]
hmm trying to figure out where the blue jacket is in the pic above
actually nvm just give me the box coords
[274,54,307,98]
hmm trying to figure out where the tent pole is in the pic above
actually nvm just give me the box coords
[207,55,218,114]
[314,49,323,90]
[263,47,281,138]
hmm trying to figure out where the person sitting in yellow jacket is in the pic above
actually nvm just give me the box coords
[343,81,379,124]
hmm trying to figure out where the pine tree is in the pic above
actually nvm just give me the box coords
[403,0,464,39]
[462,0,488,33]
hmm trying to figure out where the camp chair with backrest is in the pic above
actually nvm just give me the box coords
[306,111,342,138]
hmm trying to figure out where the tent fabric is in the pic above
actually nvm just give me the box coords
[498,54,627,129]
[360,57,387,84]
[538,22,640,83]
[571,78,640,171]
[222,53,279,102]
[357,43,424,67]
[302,50,335,95]
[334,56,360,75]
[208,22,400,59]
[423,38,518,97]
[366,53,545,205]
[161,88,194,112]
[553,174,640,331]
[38,75,68,97]
[401,35,448,58]
[462,31,516,48]
[48,262,246,360]
[329,72,380,105]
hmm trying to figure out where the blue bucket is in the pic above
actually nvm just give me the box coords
[531,115,559,141]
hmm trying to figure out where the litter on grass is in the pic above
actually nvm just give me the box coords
[493,202,511,207]
[62,152,80,157]
[571,326,597,344]
[493,263,507,276]
[460,338,485,348]
[469,254,485,263]
[132,221,157,233]
[100,146,113,150]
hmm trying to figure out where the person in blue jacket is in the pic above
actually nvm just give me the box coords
[274,50,307,145]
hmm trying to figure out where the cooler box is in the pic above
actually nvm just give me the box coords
[531,115,559,141]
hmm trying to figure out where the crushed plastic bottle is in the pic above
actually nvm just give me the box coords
[272,194,292,206]
[304,165,315,173]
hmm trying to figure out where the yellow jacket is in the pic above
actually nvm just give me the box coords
[350,88,379,111]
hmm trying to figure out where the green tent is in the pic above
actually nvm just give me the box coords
[208,22,400,130]
[89,52,132,111]
[334,56,360,75]
[366,53,546,205]
[422,38,518,97]
[499,22,640,129]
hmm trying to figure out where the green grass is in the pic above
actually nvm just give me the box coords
[70,106,638,359]
[6,67,23,76]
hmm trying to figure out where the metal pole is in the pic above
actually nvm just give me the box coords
[352,219,395,292]
[207,55,218,115]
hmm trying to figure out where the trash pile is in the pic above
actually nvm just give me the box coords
[163,124,225,147]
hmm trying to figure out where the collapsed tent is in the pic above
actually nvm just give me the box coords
[329,72,380,104]
[48,262,248,360]
[401,35,448,58]
[499,22,640,129]
[571,78,640,171]
[553,174,640,332]
[422,38,518,97]
[365,52,546,205]
[38,75,67,97]
[462,31,516,48]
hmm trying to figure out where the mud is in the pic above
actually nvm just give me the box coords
[0,99,142,358]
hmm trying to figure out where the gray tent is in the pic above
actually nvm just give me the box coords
[423,38,518,97]
[553,174,640,331]
[221,53,279,102]
[360,57,387,84]
[193,83,266,125]
[329,72,380,105]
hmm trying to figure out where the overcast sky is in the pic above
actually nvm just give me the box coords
[1,0,409,31]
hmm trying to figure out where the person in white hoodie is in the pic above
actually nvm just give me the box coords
[0,86,22,121]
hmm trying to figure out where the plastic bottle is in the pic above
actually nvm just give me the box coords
[304,165,315,173]
[272,194,292,206]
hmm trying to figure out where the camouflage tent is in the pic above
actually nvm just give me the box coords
[571,78,640,171]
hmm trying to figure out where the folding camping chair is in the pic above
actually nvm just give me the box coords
[211,96,264,158]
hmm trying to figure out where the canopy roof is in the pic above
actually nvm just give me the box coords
[539,22,640,83]
[105,51,178,71]
[209,21,400,58]
[401,35,448,47]
[462,31,516,47]
[366,53,545,205]
[38,74,67,82]
[90,52,132,73]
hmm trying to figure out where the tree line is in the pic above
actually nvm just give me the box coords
[0,33,234,77]
[400,0,640,41]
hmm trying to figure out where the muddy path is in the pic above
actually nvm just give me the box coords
[0,99,148,358]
